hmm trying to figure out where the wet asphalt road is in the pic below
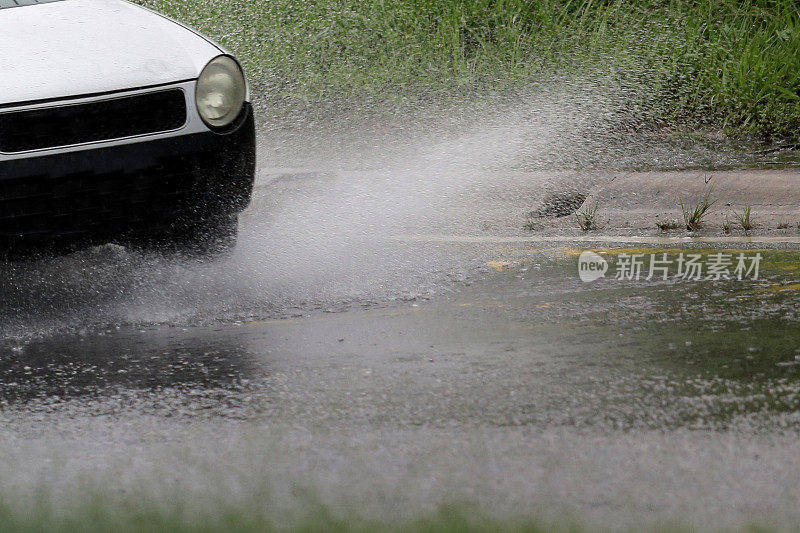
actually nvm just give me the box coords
[3,167,800,530]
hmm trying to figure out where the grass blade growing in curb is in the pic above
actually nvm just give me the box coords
[576,203,599,231]
[656,218,680,231]
[681,187,716,231]
[735,205,754,232]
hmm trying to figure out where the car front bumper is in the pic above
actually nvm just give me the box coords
[0,103,255,254]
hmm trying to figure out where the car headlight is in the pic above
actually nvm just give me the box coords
[195,55,247,129]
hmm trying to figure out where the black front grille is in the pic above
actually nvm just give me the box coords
[0,152,215,253]
[0,89,187,153]
[0,104,255,255]
[0,154,202,240]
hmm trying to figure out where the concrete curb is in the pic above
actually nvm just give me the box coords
[583,170,800,229]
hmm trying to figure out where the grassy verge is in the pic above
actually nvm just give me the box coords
[0,504,579,533]
[0,501,784,532]
[136,0,800,138]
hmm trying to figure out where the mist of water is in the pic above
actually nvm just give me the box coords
[0,79,750,343]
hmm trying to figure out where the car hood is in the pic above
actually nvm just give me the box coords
[0,0,222,106]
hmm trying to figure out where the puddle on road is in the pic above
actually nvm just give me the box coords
[0,326,261,406]
[464,247,800,429]
[2,245,800,532]
[1,245,800,432]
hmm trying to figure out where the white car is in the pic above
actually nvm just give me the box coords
[0,0,255,256]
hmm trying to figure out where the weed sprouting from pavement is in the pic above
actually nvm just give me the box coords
[735,206,754,232]
[656,219,680,231]
[576,203,599,231]
[681,187,716,231]
[523,219,544,231]
[723,214,733,234]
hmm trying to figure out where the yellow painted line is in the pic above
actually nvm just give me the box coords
[562,246,774,257]
[457,300,506,308]
[394,234,800,244]
[763,282,800,293]
[243,319,282,326]
[561,246,688,256]
[486,260,516,271]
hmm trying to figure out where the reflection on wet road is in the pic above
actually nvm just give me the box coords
[9,246,800,427]
[3,243,800,529]
[0,326,259,406]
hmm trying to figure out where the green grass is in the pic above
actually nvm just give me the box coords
[734,205,754,232]
[0,503,579,533]
[575,202,599,231]
[680,185,717,231]
[0,501,785,532]
[136,0,800,139]
[655,218,680,231]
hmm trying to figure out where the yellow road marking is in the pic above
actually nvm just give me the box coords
[486,260,516,271]
[562,246,769,257]
[394,234,800,244]
[763,282,800,293]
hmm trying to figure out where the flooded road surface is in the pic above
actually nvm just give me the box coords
[4,61,800,529]
[3,221,800,529]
